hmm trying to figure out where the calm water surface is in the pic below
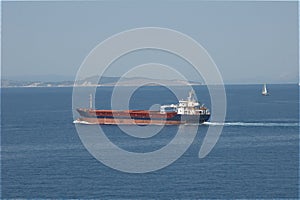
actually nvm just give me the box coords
[1,84,299,198]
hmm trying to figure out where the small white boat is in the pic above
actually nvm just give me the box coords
[262,83,269,96]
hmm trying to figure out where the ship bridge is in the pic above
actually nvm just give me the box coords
[160,90,210,115]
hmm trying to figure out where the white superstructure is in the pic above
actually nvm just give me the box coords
[160,90,210,115]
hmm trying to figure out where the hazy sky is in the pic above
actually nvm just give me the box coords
[2,1,298,84]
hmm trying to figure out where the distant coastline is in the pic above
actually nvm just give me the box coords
[1,76,298,88]
[1,76,202,88]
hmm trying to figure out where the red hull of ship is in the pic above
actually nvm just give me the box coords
[79,109,177,118]
[76,117,182,125]
[75,109,182,125]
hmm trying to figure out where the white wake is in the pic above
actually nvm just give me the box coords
[203,121,299,127]
[73,120,96,125]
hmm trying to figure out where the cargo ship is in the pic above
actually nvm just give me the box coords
[74,90,210,125]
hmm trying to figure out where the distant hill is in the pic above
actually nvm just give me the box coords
[1,76,202,88]
[3,74,75,82]
[75,76,202,86]
[1,79,75,88]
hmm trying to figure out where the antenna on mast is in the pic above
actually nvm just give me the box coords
[188,89,195,102]
[89,94,93,109]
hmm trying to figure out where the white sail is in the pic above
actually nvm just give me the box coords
[262,83,268,95]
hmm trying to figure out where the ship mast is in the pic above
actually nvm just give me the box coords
[89,94,93,109]
[188,90,195,102]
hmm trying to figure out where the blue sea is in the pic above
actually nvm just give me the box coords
[1,84,299,198]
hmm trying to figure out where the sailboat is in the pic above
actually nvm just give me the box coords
[262,83,269,96]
